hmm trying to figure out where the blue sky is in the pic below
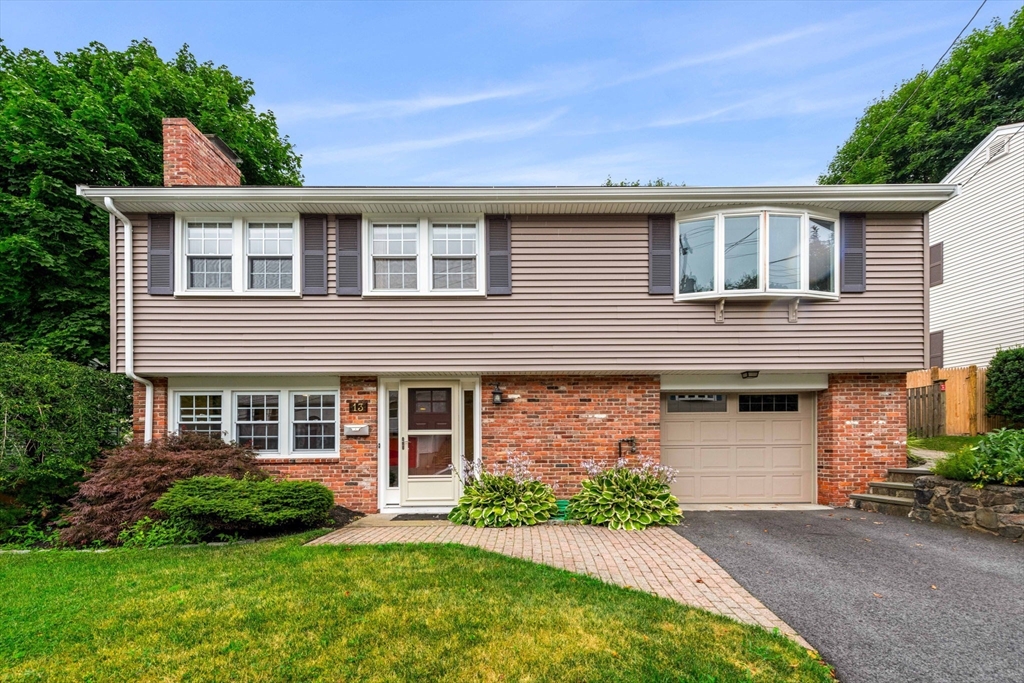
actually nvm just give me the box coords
[0,0,1019,186]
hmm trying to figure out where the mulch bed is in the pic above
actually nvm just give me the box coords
[325,505,364,529]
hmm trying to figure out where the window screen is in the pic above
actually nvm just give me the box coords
[738,394,798,412]
[667,394,726,413]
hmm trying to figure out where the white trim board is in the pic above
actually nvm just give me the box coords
[660,373,828,392]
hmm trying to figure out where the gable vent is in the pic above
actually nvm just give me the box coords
[988,135,1009,160]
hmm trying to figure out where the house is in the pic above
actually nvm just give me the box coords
[927,122,1024,369]
[77,118,957,513]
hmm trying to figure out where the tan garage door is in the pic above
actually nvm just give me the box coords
[661,393,814,503]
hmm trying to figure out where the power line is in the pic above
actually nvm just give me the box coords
[846,0,988,178]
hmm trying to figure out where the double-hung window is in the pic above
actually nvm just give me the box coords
[186,222,233,289]
[179,215,299,295]
[292,393,337,452]
[367,218,484,295]
[676,209,838,300]
[235,393,280,451]
[247,223,294,290]
[177,394,224,435]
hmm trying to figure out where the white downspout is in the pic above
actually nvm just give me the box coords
[104,197,153,443]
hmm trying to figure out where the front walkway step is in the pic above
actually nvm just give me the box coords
[850,492,913,517]
[867,481,916,499]
[886,467,932,484]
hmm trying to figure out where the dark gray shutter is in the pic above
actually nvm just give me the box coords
[929,242,943,287]
[648,214,673,294]
[336,214,361,295]
[929,330,944,369]
[840,212,866,293]
[301,214,327,295]
[486,215,512,295]
[148,214,174,295]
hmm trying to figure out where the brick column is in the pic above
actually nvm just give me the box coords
[817,373,907,507]
[480,375,660,498]
[132,378,168,443]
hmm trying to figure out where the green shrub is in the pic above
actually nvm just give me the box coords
[154,476,334,533]
[0,344,132,528]
[986,347,1024,427]
[118,516,206,549]
[448,473,558,527]
[932,446,977,482]
[0,519,62,549]
[568,458,682,530]
[969,428,1024,486]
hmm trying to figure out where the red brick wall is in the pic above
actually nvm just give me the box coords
[259,377,378,513]
[817,373,907,507]
[480,375,660,498]
[162,118,241,187]
[132,378,168,442]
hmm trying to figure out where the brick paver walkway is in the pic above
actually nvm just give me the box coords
[310,522,808,647]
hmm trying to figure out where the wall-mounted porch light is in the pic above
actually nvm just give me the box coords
[492,384,504,405]
[740,371,759,379]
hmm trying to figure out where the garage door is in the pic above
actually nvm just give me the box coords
[661,393,814,503]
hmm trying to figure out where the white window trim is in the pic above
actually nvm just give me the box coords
[169,384,340,460]
[174,213,301,297]
[362,215,487,297]
[673,207,840,302]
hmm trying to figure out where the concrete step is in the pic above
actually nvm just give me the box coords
[850,492,913,517]
[868,481,916,500]
[886,467,932,484]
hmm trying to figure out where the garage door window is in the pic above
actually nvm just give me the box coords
[668,394,726,412]
[739,394,798,412]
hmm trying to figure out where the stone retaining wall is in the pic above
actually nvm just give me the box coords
[910,476,1024,539]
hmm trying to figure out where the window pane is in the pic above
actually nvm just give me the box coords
[292,393,336,451]
[248,223,294,257]
[739,394,798,412]
[431,224,477,256]
[250,257,293,289]
[433,257,476,290]
[373,258,417,290]
[408,435,454,476]
[372,224,418,256]
[679,218,715,294]
[667,394,727,413]
[724,215,760,290]
[178,394,222,435]
[236,394,279,451]
[388,390,399,488]
[186,223,233,255]
[809,218,836,292]
[768,215,801,290]
[189,257,232,289]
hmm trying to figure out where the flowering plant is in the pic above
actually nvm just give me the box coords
[448,453,557,528]
[569,457,681,530]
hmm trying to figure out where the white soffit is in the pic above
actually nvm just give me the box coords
[661,373,829,392]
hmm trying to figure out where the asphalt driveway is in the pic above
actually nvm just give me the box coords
[675,510,1023,683]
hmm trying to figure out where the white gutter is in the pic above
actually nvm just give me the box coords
[104,197,153,443]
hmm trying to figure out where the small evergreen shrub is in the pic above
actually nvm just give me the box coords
[61,433,266,546]
[986,346,1024,427]
[118,516,206,549]
[448,456,558,527]
[932,446,977,482]
[568,457,682,530]
[154,475,334,533]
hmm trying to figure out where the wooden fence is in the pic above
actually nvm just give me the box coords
[907,366,1004,436]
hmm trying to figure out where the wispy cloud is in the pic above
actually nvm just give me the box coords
[302,109,567,165]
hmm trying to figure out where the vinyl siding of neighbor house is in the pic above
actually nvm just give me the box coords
[929,131,1024,368]
[113,212,926,375]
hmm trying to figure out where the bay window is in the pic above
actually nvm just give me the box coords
[366,217,484,295]
[676,209,838,300]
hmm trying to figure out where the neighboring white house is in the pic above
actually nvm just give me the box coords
[929,122,1024,368]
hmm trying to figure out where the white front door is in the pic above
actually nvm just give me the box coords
[397,380,461,506]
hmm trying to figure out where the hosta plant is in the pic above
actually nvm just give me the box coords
[448,456,558,527]
[568,457,682,530]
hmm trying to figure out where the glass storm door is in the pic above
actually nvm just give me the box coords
[398,381,460,506]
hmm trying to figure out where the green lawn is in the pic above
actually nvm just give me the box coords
[914,434,984,453]
[0,533,831,682]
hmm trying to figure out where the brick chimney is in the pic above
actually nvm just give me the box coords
[162,118,242,187]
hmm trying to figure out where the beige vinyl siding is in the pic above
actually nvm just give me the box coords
[114,213,925,375]
[930,133,1024,368]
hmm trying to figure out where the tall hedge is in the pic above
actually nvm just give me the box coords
[987,346,1024,427]
[0,344,132,524]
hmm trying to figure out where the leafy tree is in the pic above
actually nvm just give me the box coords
[820,9,1024,184]
[0,40,302,363]
[0,344,132,528]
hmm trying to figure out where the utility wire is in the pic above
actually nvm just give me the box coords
[846,0,988,178]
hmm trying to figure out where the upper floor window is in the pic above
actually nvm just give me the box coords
[676,209,838,301]
[178,215,300,295]
[366,217,484,295]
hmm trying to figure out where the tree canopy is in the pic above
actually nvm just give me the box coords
[820,9,1024,185]
[0,40,303,363]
